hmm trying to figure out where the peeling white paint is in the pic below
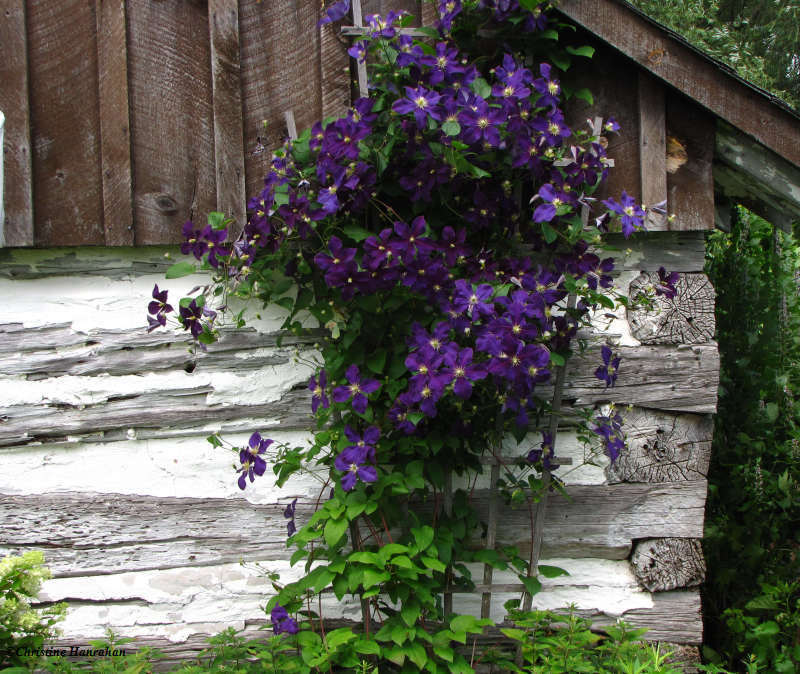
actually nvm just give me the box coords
[39,558,651,640]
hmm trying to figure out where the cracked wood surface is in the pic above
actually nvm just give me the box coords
[632,538,706,592]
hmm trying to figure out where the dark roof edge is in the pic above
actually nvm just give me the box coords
[612,0,800,121]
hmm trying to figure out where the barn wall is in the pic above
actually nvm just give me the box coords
[0,238,715,652]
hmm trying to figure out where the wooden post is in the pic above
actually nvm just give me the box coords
[96,0,134,246]
[209,0,246,233]
[0,0,34,246]
[638,70,667,229]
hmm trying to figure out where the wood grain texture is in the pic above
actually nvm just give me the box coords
[0,482,705,575]
[0,330,717,447]
[557,0,800,167]
[28,0,104,245]
[631,538,706,592]
[209,0,246,234]
[0,0,34,246]
[239,0,323,200]
[637,71,667,229]
[44,588,702,671]
[627,273,716,344]
[665,92,715,231]
[715,120,800,222]
[557,343,719,414]
[127,0,216,244]
[607,407,712,484]
[563,40,640,206]
[96,0,134,246]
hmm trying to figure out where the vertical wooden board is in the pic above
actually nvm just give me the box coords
[637,70,667,228]
[563,39,640,206]
[209,0,246,233]
[27,0,104,246]
[239,0,324,200]
[320,6,351,122]
[665,92,715,231]
[0,0,34,246]
[420,0,438,27]
[96,0,134,246]
[127,0,216,244]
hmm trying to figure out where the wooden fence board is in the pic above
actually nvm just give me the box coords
[209,0,246,232]
[0,0,34,246]
[239,0,323,200]
[28,0,104,246]
[637,70,667,228]
[127,0,216,243]
[96,0,134,246]
[666,91,715,230]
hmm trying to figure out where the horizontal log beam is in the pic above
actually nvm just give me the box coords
[0,481,705,576]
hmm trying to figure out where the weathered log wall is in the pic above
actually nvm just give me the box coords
[0,240,716,651]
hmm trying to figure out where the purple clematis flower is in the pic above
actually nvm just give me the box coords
[309,370,330,414]
[237,432,272,490]
[603,191,646,238]
[147,284,173,332]
[594,345,621,388]
[318,0,350,26]
[334,446,378,491]
[271,604,300,635]
[655,267,680,298]
[332,365,381,414]
[392,86,442,128]
[284,498,298,537]
[592,410,625,463]
[527,431,560,470]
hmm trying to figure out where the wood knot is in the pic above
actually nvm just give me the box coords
[154,194,178,214]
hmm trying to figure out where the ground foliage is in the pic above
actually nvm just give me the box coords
[628,0,800,110]
[703,208,800,672]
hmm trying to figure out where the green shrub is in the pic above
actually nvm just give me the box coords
[0,550,66,670]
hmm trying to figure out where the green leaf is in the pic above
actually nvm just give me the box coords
[362,568,390,589]
[207,211,227,229]
[538,564,569,578]
[471,77,492,99]
[550,352,565,367]
[412,526,435,552]
[343,224,373,242]
[391,555,414,569]
[765,402,779,422]
[405,641,428,669]
[366,349,387,374]
[165,261,196,279]
[566,45,595,58]
[442,121,461,136]
[519,0,538,9]
[348,551,381,565]
[551,52,571,71]
[541,222,558,244]
[433,644,455,662]
[401,601,420,627]
[324,517,348,548]
[541,28,559,40]
[450,614,491,634]
[573,87,594,105]
[354,638,381,655]
[421,556,446,572]
[520,575,542,595]
[325,627,357,650]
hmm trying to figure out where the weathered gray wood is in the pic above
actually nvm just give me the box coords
[607,408,712,483]
[0,323,319,378]
[45,589,702,671]
[631,538,706,592]
[209,0,247,233]
[715,120,800,223]
[638,71,667,229]
[557,343,719,414]
[0,338,717,447]
[0,0,34,246]
[627,273,715,344]
[595,231,707,273]
[0,482,705,576]
[96,0,134,246]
